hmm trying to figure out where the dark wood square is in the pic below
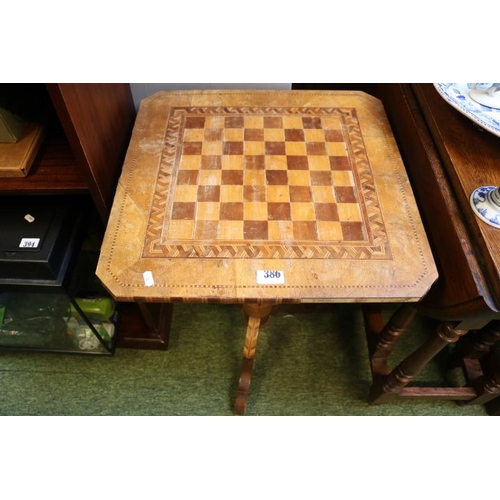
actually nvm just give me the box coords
[263,117,283,128]
[171,202,196,220]
[310,171,332,185]
[267,202,291,220]
[244,155,265,170]
[244,186,266,202]
[225,116,244,128]
[223,142,244,155]
[182,142,202,155]
[197,185,220,201]
[221,170,244,185]
[220,202,244,220]
[177,171,199,185]
[265,142,286,155]
[284,129,305,141]
[341,221,365,241]
[287,156,309,170]
[201,156,222,169]
[185,117,206,129]
[335,186,357,203]
[306,142,327,156]
[314,203,339,221]
[244,220,268,240]
[266,170,288,185]
[293,221,318,239]
[244,129,264,141]
[289,186,312,202]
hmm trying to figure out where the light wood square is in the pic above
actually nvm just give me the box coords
[287,171,311,186]
[220,185,243,202]
[224,128,244,141]
[205,116,225,128]
[285,142,307,155]
[199,170,222,185]
[316,221,343,240]
[320,117,343,130]
[218,220,244,239]
[282,116,304,129]
[264,129,285,141]
[311,186,335,203]
[166,220,195,239]
[307,156,331,171]
[304,129,325,142]
[184,129,204,141]
[244,141,265,155]
[244,202,268,220]
[221,156,244,169]
[326,142,348,156]
[268,220,293,240]
[244,170,266,186]
[267,185,290,202]
[337,203,362,222]
[173,185,198,202]
[178,156,201,170]
[201,141,223,155]
[291,203,316,220]
[265,155,288,170]
[332,171,354,186]
[244,116,264,128]
[197,202,220,220]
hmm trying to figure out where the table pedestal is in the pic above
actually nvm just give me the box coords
[235,303,274,415]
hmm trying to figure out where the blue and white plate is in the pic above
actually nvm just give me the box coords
[470,186,500,229]
[433,83,500,138]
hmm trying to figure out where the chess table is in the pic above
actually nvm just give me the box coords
[96,90,438,414]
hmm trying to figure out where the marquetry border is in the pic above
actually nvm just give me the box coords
[142,106,391,260]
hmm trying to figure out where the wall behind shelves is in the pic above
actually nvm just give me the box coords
[129,83,292,110]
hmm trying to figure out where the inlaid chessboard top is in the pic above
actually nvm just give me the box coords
[97,90,437,303]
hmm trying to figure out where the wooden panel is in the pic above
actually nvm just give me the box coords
[46,83,136,221]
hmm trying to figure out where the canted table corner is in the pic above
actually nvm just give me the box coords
[96,90,438,414]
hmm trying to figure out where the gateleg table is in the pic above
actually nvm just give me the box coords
[96,90,438,414]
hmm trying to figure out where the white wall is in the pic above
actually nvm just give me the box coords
[130,83,292,110]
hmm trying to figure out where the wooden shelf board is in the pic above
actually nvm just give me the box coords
[0,134,89,194]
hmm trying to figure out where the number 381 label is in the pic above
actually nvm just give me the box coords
[19,238,40,249]
[256,270,285,285]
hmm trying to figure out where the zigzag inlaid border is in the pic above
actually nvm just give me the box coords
[142,106,391,260]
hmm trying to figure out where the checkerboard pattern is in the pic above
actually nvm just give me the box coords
[142,106,391,260]
[165,112,365,243]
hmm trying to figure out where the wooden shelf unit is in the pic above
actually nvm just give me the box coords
[0,84,171,349]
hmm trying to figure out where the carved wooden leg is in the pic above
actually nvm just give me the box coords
[369,321,468,404]
[460,321,500,405]
[462,320,500,359]
[364,304,417,377]
[235,303,274,415]
[467,369,500,405]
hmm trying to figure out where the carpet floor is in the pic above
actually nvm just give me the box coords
[0,302,489,416]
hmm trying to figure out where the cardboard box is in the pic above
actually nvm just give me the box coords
[0,120,44,177]
[0,106,25,143]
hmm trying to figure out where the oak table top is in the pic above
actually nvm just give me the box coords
[96,90,437,305]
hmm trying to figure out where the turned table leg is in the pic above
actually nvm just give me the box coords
[459,321,500,405]
[460,320,500,360]
[235,303,274,415]
[364,303,417,377]
[369,321,468,404]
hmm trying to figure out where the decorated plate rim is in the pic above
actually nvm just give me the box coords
[433,83,500,139]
